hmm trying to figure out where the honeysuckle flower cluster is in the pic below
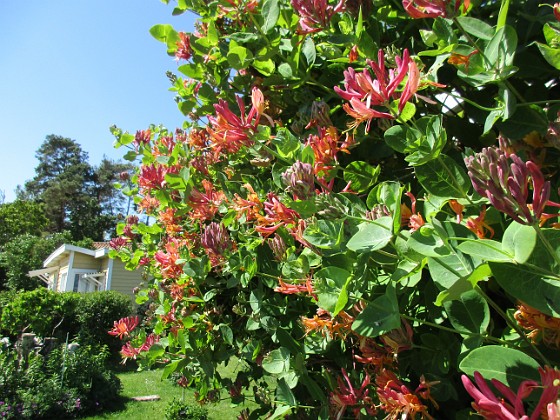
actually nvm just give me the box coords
[465,147,551,225]
[402,0,470,19]
[335,49,420,131]
[108,316,140,339]
[291,0,345,34]
[462,367,560,420]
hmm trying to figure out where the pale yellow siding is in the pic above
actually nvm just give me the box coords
[109,260,143,300]
[72,253,101,270]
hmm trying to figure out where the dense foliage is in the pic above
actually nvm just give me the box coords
[110,0,560,417]
[0,289,132,359]
[0,341,121,419]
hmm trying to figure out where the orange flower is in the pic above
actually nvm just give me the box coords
[465,206,494,239]
[108,316,140,339]
[515,303,560,348]
[448,199,464,223]
[375,368,436,419]
[232,183,263,222]
[154,239,185,279]
[305,126,353,179]
[188,179,226,221]
[401,192,425,232]
[274,276,316,299]
[255,193,300,238]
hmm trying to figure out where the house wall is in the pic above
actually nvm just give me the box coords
[109,259,143,299]
[72,253,101,271]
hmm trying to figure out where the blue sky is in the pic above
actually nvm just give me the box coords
[0,2,196,202]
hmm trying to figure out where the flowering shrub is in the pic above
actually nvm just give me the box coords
[110,0,560,417]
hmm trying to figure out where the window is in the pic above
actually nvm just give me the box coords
[73,274,80,292]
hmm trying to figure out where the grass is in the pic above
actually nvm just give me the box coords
[85,364,258,420]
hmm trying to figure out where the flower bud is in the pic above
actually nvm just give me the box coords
[282,161,315,200]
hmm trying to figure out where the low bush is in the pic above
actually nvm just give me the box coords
[0,289,132,361]
[0,341,120,419]
[165,399,208,420]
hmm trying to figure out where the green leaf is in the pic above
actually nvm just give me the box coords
[276,378,297,406]
[491,263,560,317]
[272,128,301,158]
[178,63,205,79]
[314,267,351,313]
[343,161,380,193]
[228,45,253,70]
[455,17,493,40]
[352,284,400,337]
[261,0,280,34]
[149,24,180,54]
[443,289,489,335]
[384,125,408,153]
[502,222,536,264]
[485,26,517,70]
[262,347,291,374]
[303,220,344,250]
[302,37,316,67]
[278,62,294,79]
[459,346,540,389]
[537,43,560,70]
[409,227,450,258]
[415,155,470,198]
[435,263,492,305]
[497,105,548,140]
[457,239,514,262]
[253,58,276,76]
[367,181,403,233]
[346,217,393,253]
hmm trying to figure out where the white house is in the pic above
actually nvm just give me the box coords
[28,242,143,299]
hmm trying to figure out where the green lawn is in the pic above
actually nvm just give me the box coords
[85,366,258,419]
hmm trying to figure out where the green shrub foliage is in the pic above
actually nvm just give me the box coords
[0,289,131,358]
[0,343,120,419]
[165,399,209,420]
[110,0,560,418]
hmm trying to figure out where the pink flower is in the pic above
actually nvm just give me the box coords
[330,369,376,419]
[175,32,192,61]
[291,0,345,34]
[335,49,420,131]
[402,0,469,19]
[462,367,560,420]
[207,87,264,156]
[108,316,140,339]
[109,236,128,250]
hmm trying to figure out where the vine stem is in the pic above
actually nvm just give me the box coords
[533,224,560,270]
[400,314,511,345]
[475,286,550,366]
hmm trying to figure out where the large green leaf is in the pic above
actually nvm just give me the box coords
[455,16,493,40]
[149,24,180,54]
[314,267,351,313]
[346,217,393,253]
[491,263,560,317]
[443,290,489,335]
[415,155,470,198]
[459,346,540,388]
[351,284,400,337]
[501,222,536,264]
[343,161,380,193]
[303,220,344,250]
[262,347,291,374]
[261,0,280,34]
[457,239,514,262]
